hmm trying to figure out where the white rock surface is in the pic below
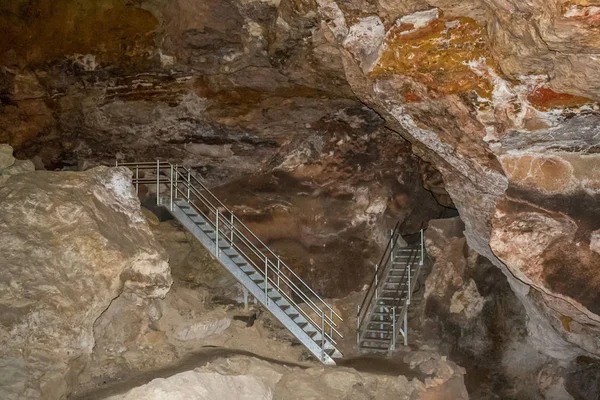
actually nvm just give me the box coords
[106,371,274,400]
[0,144,15,168]
[174,318,232,341]
[103,354,468,400]
[1,159,35,175]
[0,167,171,400]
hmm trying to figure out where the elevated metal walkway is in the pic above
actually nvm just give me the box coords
[118,161,343,365]
[357,223,424,352]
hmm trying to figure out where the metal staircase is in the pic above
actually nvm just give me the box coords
[117,161,343,365]
[356,223,424,353]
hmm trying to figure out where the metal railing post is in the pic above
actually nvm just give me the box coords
[187,169,191,202]
[404,310,408,346]
[407,264,411,305]
[389,229,393,265]
[375,263,379,299]
[135,165,139,195]
[174,164,178,199]
[356,305,360,348]
[169,164,173,211]
[156,160,160,205]
[276,256,280,290]
[215,210,220,258]
[321,310,325,361]
[420,229,424,265]
[329,308,333,338]
[265,256,269,306]
[391,306,396,351]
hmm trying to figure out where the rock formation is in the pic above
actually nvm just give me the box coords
[100,353,468,400]
[311,0,600,360]
[2,0,600,397]
[0,167,171,399]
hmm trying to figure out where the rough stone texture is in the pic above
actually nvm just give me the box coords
[422,218,534,398]
[0,144,15,168]
[0,167,171,399]
[311,0,600,360]
[2,0,600,366]
[102,353,468,400]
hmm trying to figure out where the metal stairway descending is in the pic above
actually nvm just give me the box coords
[118,161,343,365]
[356,223,424,353]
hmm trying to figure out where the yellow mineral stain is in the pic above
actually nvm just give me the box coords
[371,15,496,98]
[560,315,572,332]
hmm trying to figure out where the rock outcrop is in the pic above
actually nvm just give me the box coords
[2,0,600,367]
[0,167,171,399]
[311,0,600,360]
[102,353,468,400]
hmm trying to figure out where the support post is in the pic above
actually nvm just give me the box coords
[403,311,408,346]
[169,164,173,211]
[230,214,234,244]
[242,285,249,311]
[356,305,360,348]
[156,160,160,205]
[420,229,424,266]
[264,256,269,306]
[375,263,379,300]
[215,210,220,258]
[276,256,281,289]
[390,229,394,264]
[407,264,411,305]
[321,310,325,362]
[391,306,396,351]
[187,169,191,202]
[329,308,333,338]
[135,165,139,195]
[174,164,178,199]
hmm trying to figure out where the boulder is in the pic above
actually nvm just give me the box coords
[0,167,171,399]
[0,144,15,168]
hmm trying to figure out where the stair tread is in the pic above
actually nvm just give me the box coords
[360,338,391,343]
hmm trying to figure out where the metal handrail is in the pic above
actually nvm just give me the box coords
[356,222,402,334]
[356,223,424,350]
[179,166,344,323]
[116,161,343,347]
[174,180,343,341]
[170,169,342,337]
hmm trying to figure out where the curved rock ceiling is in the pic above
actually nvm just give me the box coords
[1,0,599,359]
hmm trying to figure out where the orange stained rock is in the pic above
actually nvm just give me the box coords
[527,87,594,111]
[403,92,421,103]
[371,16,496,99]
[562,2,600,26]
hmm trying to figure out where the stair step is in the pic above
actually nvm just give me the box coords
[367,321,393,326]
[364,328,392,334]
[360,338,391,344]
[358,345,388,352]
